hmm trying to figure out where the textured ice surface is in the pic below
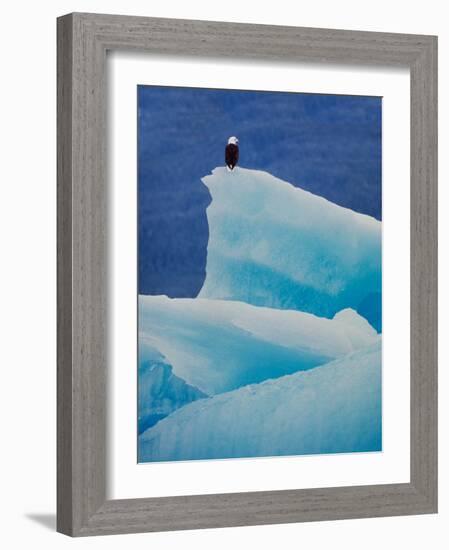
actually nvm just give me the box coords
[139,295,379,396]
[198,167,382,331]
[137,167,383,462]
[138,342,206,434]
[139,340,382,461]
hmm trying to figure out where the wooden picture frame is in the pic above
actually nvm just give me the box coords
[57,12,438,536]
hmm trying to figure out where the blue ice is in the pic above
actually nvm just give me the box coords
[139,340,382,461]
[198,167,382,332]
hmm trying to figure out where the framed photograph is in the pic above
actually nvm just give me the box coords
[57,13,437,536]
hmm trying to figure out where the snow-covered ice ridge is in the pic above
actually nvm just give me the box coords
[199,167,382,332]
[139,340,382,462]
[139,295,379,396]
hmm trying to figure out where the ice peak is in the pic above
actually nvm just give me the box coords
[199,167,382,332]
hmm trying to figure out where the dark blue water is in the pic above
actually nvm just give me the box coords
[138,86,381,297]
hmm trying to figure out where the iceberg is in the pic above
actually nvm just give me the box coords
[139,295,379,396]
[137,167,383,462]
[138,342,206,433]
[139,340,382,462]
[198,167,382,332]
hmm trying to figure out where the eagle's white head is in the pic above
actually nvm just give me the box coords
[228,136,239,145]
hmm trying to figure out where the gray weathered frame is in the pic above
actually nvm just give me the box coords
[57,12,438,537]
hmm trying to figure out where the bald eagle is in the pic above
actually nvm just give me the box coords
[225,136,239,170]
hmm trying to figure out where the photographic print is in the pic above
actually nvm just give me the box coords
[137,85,382,463]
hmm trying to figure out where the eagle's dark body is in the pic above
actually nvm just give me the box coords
[225,143,239,170]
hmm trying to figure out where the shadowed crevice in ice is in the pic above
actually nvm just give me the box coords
[139,340,382,462]
[138,343,207,433]
[198,167,382,332]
